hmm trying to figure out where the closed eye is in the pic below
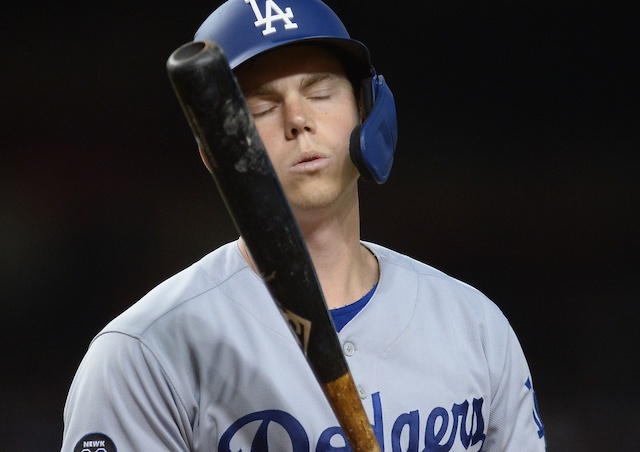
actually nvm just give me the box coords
[307,91,331,101]
[302,73,341,101]
[252,106,276,118]
[247,99,278,118]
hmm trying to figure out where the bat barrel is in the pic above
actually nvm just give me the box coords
[168,40,208,64]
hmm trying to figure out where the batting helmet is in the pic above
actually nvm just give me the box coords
[195,0,398,184]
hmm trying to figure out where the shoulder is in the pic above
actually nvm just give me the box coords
[64,240,290,433]
[366,242,457,280]
[363,241,513,356]
[70,240,287,413]
[94,240,260,340]
[366,242,502,313]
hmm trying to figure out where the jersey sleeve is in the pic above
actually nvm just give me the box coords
[484,321,546,451]
[61,332,193,451]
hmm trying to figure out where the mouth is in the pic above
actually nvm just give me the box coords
[290,152,330,172]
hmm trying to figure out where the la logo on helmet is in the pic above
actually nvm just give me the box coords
[245,0,299,35]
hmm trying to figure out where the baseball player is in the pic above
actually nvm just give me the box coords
[61,1,546,451]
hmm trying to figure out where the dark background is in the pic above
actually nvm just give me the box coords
[2,0,638,450]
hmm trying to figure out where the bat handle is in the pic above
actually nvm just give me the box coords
[323,373,381,452]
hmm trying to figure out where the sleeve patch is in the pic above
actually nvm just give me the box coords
[74,433,117,452]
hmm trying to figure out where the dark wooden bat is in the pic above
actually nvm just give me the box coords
[166,40,380,451]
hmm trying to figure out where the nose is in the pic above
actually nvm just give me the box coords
[284,96,315,139]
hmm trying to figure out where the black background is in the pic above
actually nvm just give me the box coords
[2,1,638,450]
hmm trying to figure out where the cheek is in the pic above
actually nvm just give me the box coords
[330,108,359,149]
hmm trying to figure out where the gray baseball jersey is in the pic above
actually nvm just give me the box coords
[62,240,546,451]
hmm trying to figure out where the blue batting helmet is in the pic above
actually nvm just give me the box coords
[195,0,398,184]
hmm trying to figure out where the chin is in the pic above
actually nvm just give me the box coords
[290,196,334,212]
[287,188,335,211]
[285,175,359,213]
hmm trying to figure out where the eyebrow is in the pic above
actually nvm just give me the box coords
[300,72,337,89]
[245,72,339,97]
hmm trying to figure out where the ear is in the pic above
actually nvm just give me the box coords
[357,96,365,124]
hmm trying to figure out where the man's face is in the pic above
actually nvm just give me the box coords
[236,45,361,214]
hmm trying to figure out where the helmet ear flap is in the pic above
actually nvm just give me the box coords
[349,74,398,184]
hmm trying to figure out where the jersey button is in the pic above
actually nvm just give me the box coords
[357,384,367,399]
[343,341,356,356]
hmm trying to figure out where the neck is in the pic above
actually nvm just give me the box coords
[296,191,379,309]
[240,189,379,309]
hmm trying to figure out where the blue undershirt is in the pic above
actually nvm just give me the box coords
[330,284,377,332]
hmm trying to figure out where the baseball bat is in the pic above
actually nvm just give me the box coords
[166,40,380,451]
